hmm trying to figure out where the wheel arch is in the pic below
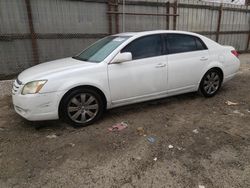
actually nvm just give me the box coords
[58,85,108,119]
[199,65,224,86]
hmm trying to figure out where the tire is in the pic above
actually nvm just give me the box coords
[59,88,104,127]
[199,69,222,97]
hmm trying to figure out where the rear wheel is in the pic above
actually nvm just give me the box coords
[60,88,104,127]
[199,69,222,97]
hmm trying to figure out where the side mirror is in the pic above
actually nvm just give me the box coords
[111,52,132,64]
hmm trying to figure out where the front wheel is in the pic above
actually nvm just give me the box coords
[59,88,104,127]
[199,69,222,97]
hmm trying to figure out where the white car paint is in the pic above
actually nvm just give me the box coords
[12,30,240,121]
[108,55,168,103]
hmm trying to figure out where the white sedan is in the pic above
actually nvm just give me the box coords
[12,30,240,127]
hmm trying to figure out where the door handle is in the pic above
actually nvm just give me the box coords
[200,57,208,61]
[155,63,166,68]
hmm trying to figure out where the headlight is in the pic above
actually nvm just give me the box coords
[22,80,47,95]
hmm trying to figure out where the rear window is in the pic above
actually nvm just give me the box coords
[165,34,207,54]
[195,37,208,51]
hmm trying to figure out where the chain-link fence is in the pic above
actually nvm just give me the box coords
[0,0,249,79]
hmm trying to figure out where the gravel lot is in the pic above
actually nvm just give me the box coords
[0,54,250,188]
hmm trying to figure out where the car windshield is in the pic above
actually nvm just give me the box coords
[73,36,131,63]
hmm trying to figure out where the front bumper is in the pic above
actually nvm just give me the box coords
[12,91,64,121]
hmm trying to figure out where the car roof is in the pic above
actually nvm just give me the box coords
[113,30,221,50]
[114,30,202,38]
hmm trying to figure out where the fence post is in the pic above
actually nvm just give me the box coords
[173,1,178,30]
[107,0,113,34]
[216,4,223,42]
[166,2,170,30]
[24,0,39,65]
[107,0,119,34]
[246,6,250,52]
[114,0,119,33]
[246,30,250,52]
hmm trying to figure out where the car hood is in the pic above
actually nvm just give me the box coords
[18,57,95,84]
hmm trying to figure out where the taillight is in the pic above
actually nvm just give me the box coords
[231,50,239,58]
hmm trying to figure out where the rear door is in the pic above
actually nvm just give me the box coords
[108,34,168,104]
[164,34,210,92]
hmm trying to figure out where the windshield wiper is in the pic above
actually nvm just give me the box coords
[72,56,88,61]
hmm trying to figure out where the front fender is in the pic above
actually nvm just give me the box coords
[56,78,111,107]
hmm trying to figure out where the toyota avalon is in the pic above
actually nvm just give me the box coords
[12,30,240,127]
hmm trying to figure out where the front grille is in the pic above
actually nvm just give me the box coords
[12,79,22,95]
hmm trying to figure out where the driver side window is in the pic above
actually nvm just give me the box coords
[121,34,162,60]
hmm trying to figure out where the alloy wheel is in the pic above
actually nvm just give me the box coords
[67,93,99,123]
[203,71,220,95]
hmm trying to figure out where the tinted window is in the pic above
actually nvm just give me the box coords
[165,34,207,54]
[195,38,207,50]
[121,35,162,60]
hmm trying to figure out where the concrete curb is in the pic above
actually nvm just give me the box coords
[0,80,14,97]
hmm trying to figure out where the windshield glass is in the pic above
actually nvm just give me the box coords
[73,36,131,63]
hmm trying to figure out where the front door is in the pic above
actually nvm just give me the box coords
[108,34,168,104]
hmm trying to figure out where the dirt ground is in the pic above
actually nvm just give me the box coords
[0,55,250,188]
